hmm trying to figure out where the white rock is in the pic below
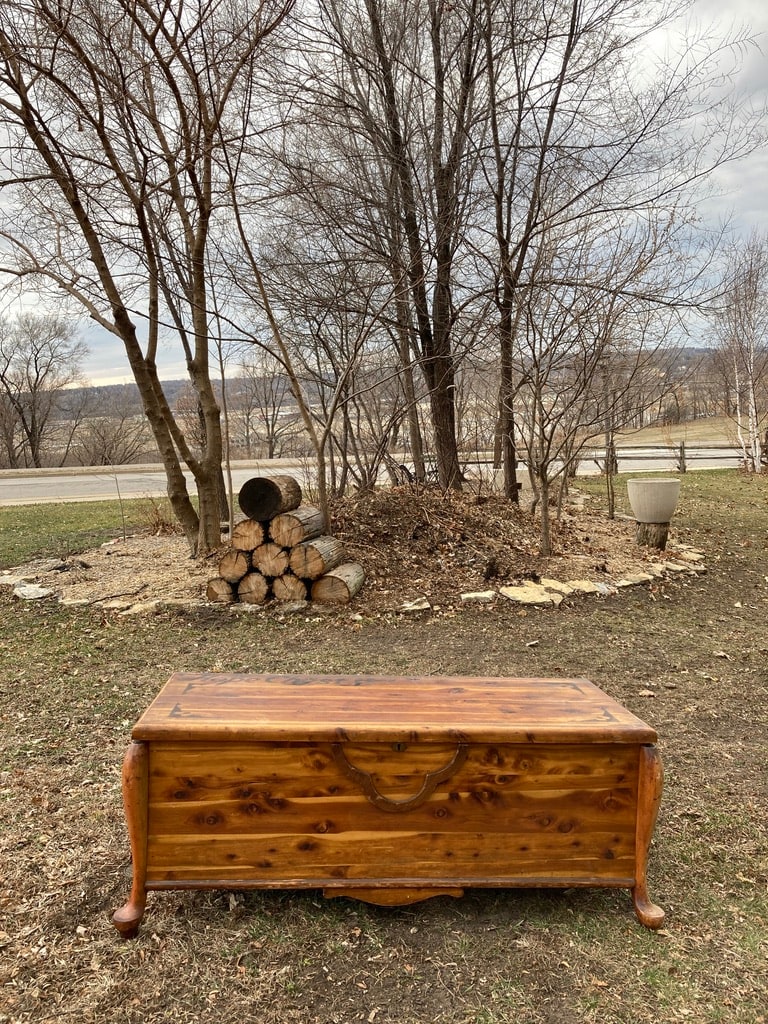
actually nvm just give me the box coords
[400,597,432,612]
[460,591,496,603]
[13,583,54,600]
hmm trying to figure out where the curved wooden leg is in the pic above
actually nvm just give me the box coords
[112,741,149,939]
[632,744,665,929]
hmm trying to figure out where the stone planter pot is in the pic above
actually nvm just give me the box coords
[626,478,680,550]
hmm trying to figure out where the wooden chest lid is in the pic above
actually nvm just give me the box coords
[131,672,658,745]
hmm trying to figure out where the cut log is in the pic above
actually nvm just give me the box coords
[238,572,270,604]
[252,542,290,577]
[231,518,264,551]
[272,573,309,602]
[269,506,326,547]
[635,522,670,550]
[218,549,250,583]
[311,563,365,604]
[206,578,236,604]
[238,475,302,521]
[289,535,346,580]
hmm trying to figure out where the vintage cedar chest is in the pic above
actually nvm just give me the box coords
[112,672,664,937]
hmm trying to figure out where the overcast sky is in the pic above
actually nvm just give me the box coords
[65,1,768,385]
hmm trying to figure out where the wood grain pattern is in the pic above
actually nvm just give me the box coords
[113,673,664,936]
[237,572,270,604]
[311,563,365,604]
[230,518,264,551]
[218,549,250,583]
[131,673,658,745]
[288,536,346,580]
[269,506,326,547]
[252,542,290,577]
[112,742,149,938]
[272,573,308,602]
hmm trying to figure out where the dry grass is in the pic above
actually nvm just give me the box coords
[1,469,767,1024]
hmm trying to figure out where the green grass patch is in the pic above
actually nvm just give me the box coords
[0,496,179,567]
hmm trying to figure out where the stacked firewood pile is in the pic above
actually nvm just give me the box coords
[207,475,364,606]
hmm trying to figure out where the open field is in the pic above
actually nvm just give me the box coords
[1,470,767,1024]
[615,416,737,446]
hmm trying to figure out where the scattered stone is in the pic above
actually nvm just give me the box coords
[400,597,432,613]
[12,583,54,601]
[1,571,31,587]
[565,580,602,595]
[499,584,555,606]
[228,602,265,614]
[660,561,690,573]
[675,550,705,563]
[460,591,496,603]
[539,579,575,595]
[616,572,654,587]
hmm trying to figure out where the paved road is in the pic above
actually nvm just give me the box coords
[0,448,743,506]
[0,460,311,506]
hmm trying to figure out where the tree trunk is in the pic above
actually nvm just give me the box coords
[288,536,346,579]
[311,563,365,604]
[238,475,302,520]
[635,522,670,550]
[231,518,265,551]
[252,542,290,577]
[238,572,270,604]
[272,573,309,602]
[269,506,326,547]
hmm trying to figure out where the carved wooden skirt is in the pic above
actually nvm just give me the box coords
[112,673,664,937]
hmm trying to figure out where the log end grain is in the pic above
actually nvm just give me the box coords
[238,475,302,521]
[272,573,309,602]
[206,578,236,604]
[231,518,265,551]
[218,548,250,583]
[238,572,271,605]
[252,542,290,578]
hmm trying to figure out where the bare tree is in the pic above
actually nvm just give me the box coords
[262,0,487,489]
[0,0,292,552]
[0,312,86,467]
[513,212,687,553]
[74,390,154,466]
[709,235,768,472]
[233,352,297,459]
[471,0,764,502]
